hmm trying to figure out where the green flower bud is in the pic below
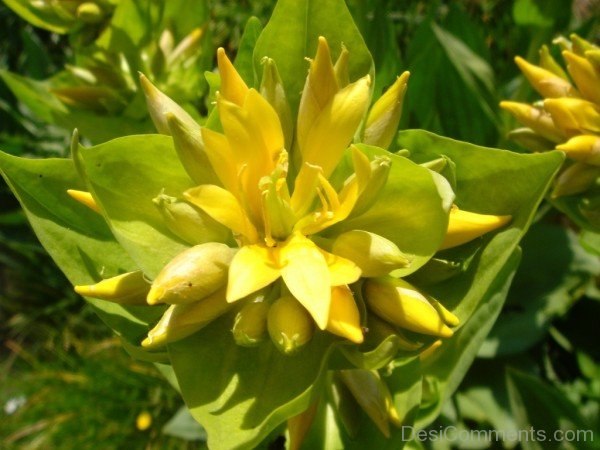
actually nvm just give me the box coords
[260,58,293,150]
[232,295,270,346]
[333,45,350,88]
[332,230,410,277]
[364,277,454,338]
[551,162,600,198]
[267,296,314,354]
[153,192,229,245]
[147,243,236,305]
[507,127,556,152]
[366,315,423,352]
[350,156,391,217]
[74,271,149,305]
[539,45,568,79]
[142,287,233,349]
[76,2,105,24]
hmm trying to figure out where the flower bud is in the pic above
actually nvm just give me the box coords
[334,45,350,88]
[427,297,459,327]
[507,127,555,152]
[67,189,100,213]
[407,257,464,286]
[76,2,104,24]
[366,315,423,352]
[332,230,410,277]
[364,277,453,338]
[544,98,600,135]
[139,73,199,135]
[153,193,230,245]
[147,243,236,305]
[168,28,203,65]
[350,156,392,217]
[326,285,363,344]
[440,206,511,250]
[232,294,270,346]
[217,47,248,106]
[287,400,319,450]
[338,369,398,438]
[556,135,600,166]
[539,45,568,79]
[570,34,596,56]
[260,57,293,149]
[75,271,149,305]
[419,339,443,361]
[363,72,410,149]
[551,162,600,198]
[586,50,600,75]
[562,51,600,104]
[514,56,576,98]
[500,101,564,142]
[267,296,314,354]
[142,287,232,349]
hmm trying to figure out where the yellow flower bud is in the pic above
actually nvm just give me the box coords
[350,156,392,217]
[364,277,454,338]
[556,135,600,166]
[562,51,600,104]
[260,57,293,149]
[544,98,600,135]
[366,315,423,352]
[165,112,220,185]
[168,28,203,65]
[507,128,555,152]
[500,101,564,142]
[586,50,600,75]
[514,56,576,98]
[419,339,443,361]
[287,400,319,450]
[139,73,199,135]
[570,34,596,56]
[142,287,232,349]
[326,285,363,344]
[331,230,410,277]
[74,271,149,305]
[427,297,459,327]
[76,2,104,24]
[147,243,236,305]
[334,45,350,88]
[66,189,100,213]
[338,369,396,438]
[232,295,270,346]
[551,162,600,198]
[267,296,314,354]
[440,206,511,250]
[539,45,568,79]
[153,192,229,245]
[363,71,410,149]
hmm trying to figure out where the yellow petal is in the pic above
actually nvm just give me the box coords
[563,51,600,104]
[440,207,511,250]
[539,45,568,79]
[363,71,410,149]
[67,189,100,213]
[514,56,576,98]
[544,98,600,135]
[319,249,361,286]
[288,400,319,450]
[200,127,240,195]
[226,244,280,302]
[74,271,149,305]
[279,233,331,329]
[326,285,363,343]
[184,185,259,243]
[217,47,248,106]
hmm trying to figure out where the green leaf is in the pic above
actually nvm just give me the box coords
[253,0,373,114]
[77,134,194,278]
[327,144,454,276]
[3,0,72,34]
[235,17,264,87]
[163,406,207,442]
[480,223,600,357]
[168,313,340,450]
[0,151,163,348]
[512,0,572,28]
[506,369,596,450]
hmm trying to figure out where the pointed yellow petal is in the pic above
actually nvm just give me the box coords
[334,45,350,87]
[363,71,410,149]
[556,135,600,166]
[217,47,248,106]
[544,98,600,135]
[499,101,564,142]
[226,245,280,302]
[279,233,331,329]
[440,207,511,250]
[326,286,363,343]
[200,127,240,195]
[74,271,149,304]
[67,189,100,213]
[563,51,600,104]
[319,249,361,286]
[184,185,259,243]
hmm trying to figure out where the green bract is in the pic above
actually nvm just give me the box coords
[0,0,564,449]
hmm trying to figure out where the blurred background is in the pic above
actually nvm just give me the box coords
[1,0,599,448]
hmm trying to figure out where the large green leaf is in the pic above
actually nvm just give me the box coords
[506,369,597,450]
[168,312,341,450]
[0,151,163,349]
[253,0,373,114]
[77,134,194,278]
[235,17,264,87]
[326,144,454,276]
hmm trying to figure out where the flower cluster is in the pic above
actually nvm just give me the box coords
[72,38,511,358]
[501,34,600,201]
